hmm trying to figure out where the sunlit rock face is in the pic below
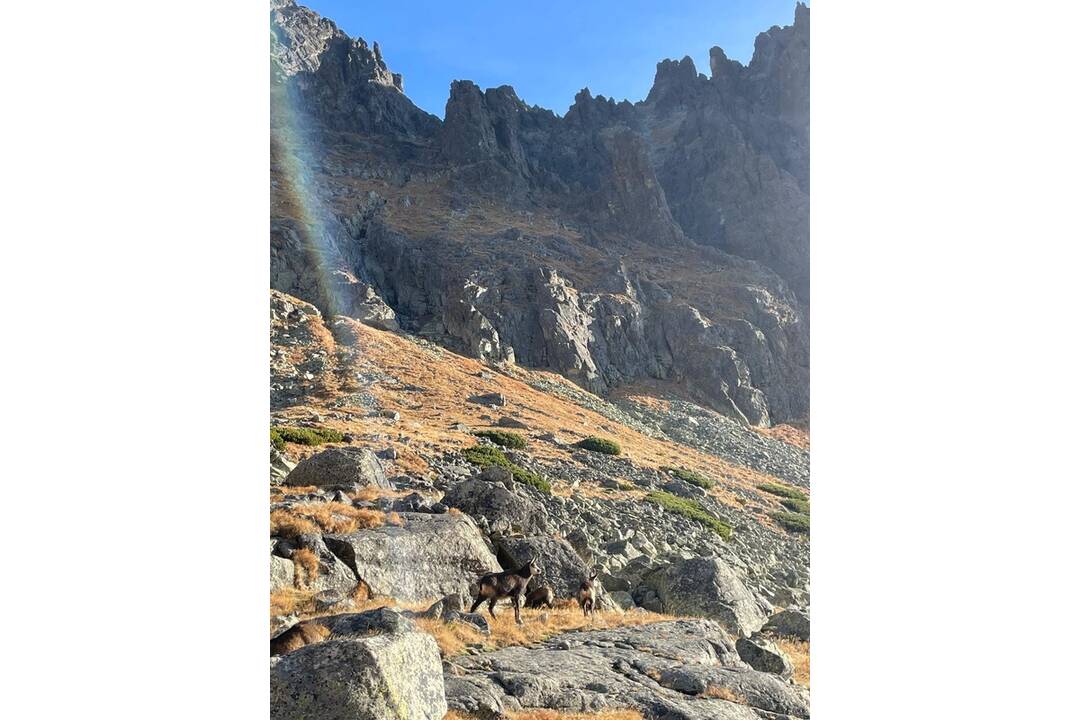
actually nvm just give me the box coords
[269,0,809,425]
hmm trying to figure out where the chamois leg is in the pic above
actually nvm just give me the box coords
[512,592,523,625]
[469,591,485,614]
[487,597,498,619]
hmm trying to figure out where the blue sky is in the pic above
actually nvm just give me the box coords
[300,0,805,118]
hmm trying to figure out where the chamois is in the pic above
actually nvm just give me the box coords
[469,557,539,625]
[524,583,555,609]
[577,569,598,617]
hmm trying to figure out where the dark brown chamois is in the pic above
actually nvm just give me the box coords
[577,569,598,617]
[524,583,555,609]
[469,557,539,625]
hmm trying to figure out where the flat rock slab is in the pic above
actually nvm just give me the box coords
[325,512,500,603]
[446,619,808,720]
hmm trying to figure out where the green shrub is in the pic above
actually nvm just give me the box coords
[474,430,526,449]
[662,466,715,489]
[576,436,622,455]
[757,483,808,502]
[646,491,733,539]
[271,426,345,447]
[462,444,551,495]
[617,480,634,491]
[772,511,810,534]
[780,498,810,514]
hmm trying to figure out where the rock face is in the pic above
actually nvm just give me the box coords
[284,447,389,489]
[324,512,500,602]
[497,535,590,601]
[446,619,809,720]
[270,631,446,720]
[269,1,810,426]
[644,557,770,637]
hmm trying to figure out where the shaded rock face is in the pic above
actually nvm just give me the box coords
[497,535,589,601]
[270,631,446,720]
[269,1,810,426]
[446,619,809,720]
[283,447,389,489]
[762,607,811,641]
[644,557,770,637]
[324,512,500,602]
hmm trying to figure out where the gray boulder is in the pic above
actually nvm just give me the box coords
[270,631,446,720]
[736,633,793,678]
[762,608,810,640]
[284,447,389,489]
[442,479,548,535]
[467,392,505,407]
[324,512,500,602]
[644,557,769,637]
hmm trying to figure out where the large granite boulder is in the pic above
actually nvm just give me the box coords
[442,478,549,535]
[644,557,769,637]
[270,631,446,720]
[324,512,500,602]
[284,447,389,489]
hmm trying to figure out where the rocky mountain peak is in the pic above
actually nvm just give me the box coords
[270,0,400,91]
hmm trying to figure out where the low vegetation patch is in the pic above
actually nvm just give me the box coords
[662,466,715,489]
[757,482,808,501]
[780,498,809,514]
[270,502,399,538]
[771,511,810,534]
[474,429,526,449]
[646,491,733,539]
[462,444,551,494]
[271,425,345,449]
[576,436,622,455]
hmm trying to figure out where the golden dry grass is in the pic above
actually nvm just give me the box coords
[445,710,643,720]
[270,587,317,618]
[418,606,673,657]
[701,686,748,703]
[774,637,810,687]
[270,502,396,538]
[291,547,319,587]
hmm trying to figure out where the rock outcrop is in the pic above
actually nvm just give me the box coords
[324,512,500,602]
[446,619,809,720]
[270,630,446,720]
